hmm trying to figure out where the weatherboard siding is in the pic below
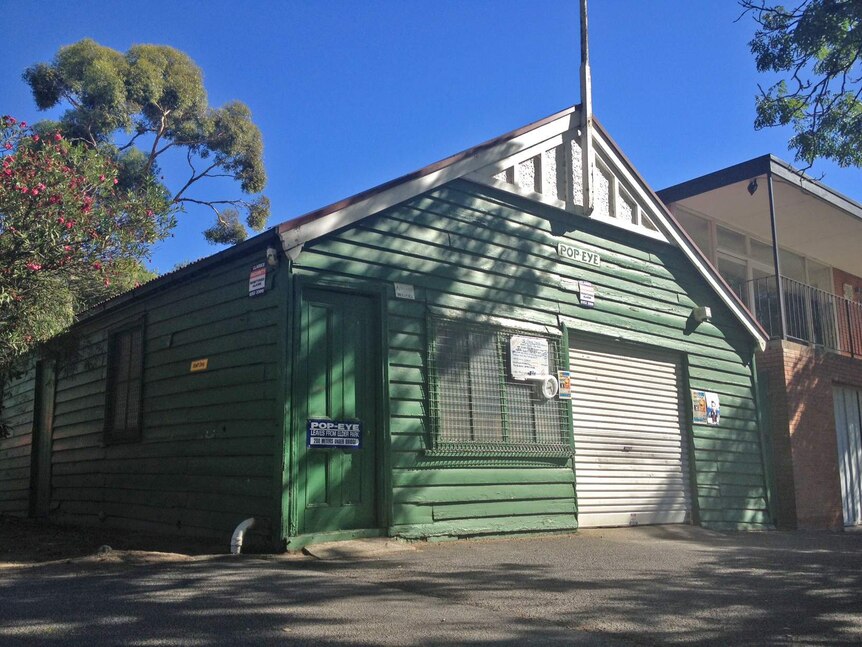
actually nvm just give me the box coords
[293,178,770,535]
[48,245,284,540]
[0,367,36,515]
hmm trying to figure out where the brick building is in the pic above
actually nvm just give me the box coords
[660,156,862,529]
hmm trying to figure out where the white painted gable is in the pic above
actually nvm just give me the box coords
[467,114,667,243]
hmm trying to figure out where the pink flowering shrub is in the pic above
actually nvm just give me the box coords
[1,115,173,365]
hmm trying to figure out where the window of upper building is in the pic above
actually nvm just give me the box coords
[672,206,835,301]
[675,209,711,255]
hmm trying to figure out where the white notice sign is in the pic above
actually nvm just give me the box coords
[394,283,415,300]
[509,335,550,380]
[578,281,595,308]
[248,262,266,297]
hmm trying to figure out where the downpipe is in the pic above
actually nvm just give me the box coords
[231,517,256,555]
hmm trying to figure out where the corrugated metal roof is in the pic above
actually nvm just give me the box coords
[75,229,279,324]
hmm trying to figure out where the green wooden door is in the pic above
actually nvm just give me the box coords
[295,288,380,534]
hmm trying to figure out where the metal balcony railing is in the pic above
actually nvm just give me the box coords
[745,275,862,357]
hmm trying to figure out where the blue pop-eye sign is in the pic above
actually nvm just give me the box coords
[306,419,363,449]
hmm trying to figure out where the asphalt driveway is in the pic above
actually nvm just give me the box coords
[2,525,862,645]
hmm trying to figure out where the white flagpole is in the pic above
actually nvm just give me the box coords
[580,0,594,215]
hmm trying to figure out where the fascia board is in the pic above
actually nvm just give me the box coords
[769,158,862,221]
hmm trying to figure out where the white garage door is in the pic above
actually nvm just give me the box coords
[833,386,862,527]
[569,336,692,528]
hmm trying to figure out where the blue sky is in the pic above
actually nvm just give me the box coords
[2,1,858,272]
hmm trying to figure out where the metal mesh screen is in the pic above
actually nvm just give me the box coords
[429,320,571,455]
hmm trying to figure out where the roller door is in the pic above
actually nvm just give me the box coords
[569,336,691,527]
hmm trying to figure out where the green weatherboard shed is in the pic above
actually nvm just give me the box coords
[0,107,772,548]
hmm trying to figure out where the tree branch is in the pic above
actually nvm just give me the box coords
[172,160,220,203]
[144,107,171,175]
[117,130,146,152]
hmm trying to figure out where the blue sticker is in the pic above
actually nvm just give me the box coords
[306,419,363,449]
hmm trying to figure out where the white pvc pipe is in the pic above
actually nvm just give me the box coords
[230,517,256,555]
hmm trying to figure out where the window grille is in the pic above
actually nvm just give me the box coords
[428,319,571,456]
[104,323,144,442]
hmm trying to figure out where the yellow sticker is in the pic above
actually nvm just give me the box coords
[190,359,209,372]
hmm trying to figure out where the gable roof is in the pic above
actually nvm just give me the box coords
[276,105,769,349]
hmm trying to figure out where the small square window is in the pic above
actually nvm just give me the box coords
[104,323,144,442]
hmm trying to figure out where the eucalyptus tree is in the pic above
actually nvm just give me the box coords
[23,39,269,243]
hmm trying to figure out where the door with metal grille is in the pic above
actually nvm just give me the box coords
[833,386,862,526]
[569,336,691,527]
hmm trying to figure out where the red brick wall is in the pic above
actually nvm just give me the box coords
[833,268,862,303]
[831,268,862,356]
[758,343,797,528]
[758,340,862,529]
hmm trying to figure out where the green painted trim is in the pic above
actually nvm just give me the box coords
[390,515,579,540]
[286,270,302,539]
[560,321,578,515]
[751,353,777,527]
[559,322,574,452]
[274,257,292,549]
[285,528,386,551]
[378,292,394,531]
[680,354,702,527]
[424,445,572,457]
[409,529,579,545]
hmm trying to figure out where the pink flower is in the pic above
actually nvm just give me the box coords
[99,175,105,182]
[20,121,26,128]
[92,261,102,270]
[3,143,11,150]
[5,116,16,125]
[54,133,62,141]
[113,178,118,184]
[26,262,42,271]
[32,135,39,142]
[31,189,39,196]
